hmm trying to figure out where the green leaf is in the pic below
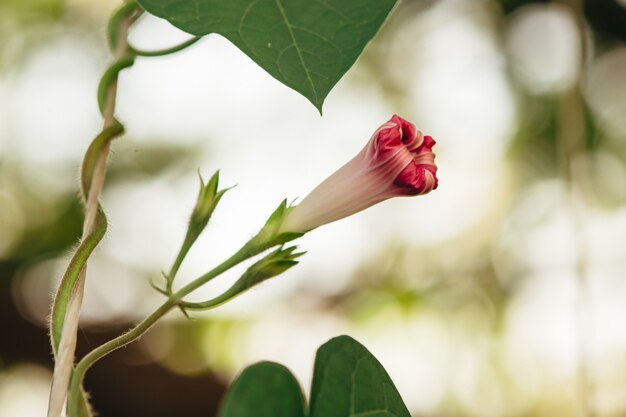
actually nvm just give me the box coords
[309,335,411,417]
[218,361,306,417]
[136,0,397,112]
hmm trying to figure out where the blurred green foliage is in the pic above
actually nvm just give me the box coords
[2,0,626,416]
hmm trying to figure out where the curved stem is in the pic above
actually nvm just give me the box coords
[129,36,202,57]
[175,245,252,297]
[47,6,141,417]
[165,234,195,293]
[67,201,298,414]
[68,298,176,414]
[67,246,251,415]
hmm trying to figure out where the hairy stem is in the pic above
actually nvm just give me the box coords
[47,8,137,417]
[166,235,195,293]
[66,197,298,414]
[67,246,252,415]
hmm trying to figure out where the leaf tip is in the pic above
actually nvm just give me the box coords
[313,99,324,116]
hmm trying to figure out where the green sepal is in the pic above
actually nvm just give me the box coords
[251,200,304,249]
[165,199,305,316]
[188,170,230,234]
[228,199,305,271]
[164,170,232,294]
[97,56,136,116]
[149,278,168,296]
[181,245,304,311]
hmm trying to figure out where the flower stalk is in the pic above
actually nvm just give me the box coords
[64,115,439,416]
[165,171,231,293]
[67,200,301,415]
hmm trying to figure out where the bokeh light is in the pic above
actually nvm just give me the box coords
[2,0,626,416]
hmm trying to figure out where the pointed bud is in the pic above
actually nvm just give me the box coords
[254,199,304,247]
[189,170,229,237]
[165,171,231,292]
[281,115,438,233]
[241,246,304,285]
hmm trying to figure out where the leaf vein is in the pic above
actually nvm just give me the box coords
[313,0,358,26]
[274,0,318,102]
[290,26,343,54]
[238,0,263,34]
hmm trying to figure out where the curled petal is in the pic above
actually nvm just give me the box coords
[281,115,439,233]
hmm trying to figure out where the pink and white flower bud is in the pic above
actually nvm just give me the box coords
[281,115,438,233]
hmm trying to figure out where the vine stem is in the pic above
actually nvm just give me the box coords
[65,201,298,414]
[67,247,251,415]
[47,10,137,417]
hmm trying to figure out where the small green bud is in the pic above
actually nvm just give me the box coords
[246,200,304,253]
[181,246,305,311]
[163,170,231,293]
[189,170,229,237]
[239,246,305,288]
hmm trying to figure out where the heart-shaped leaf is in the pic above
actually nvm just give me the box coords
[217,361,306,417]
[136,0,397,112]
[309,335,411,417]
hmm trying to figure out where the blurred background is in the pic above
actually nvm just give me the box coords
[2,0,626,415]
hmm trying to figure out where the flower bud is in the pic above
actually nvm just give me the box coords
[241,246,304,285]
[181,246,305,311]
[164,170,231,292]
[281,115,438,233]
[189,170,228,236]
